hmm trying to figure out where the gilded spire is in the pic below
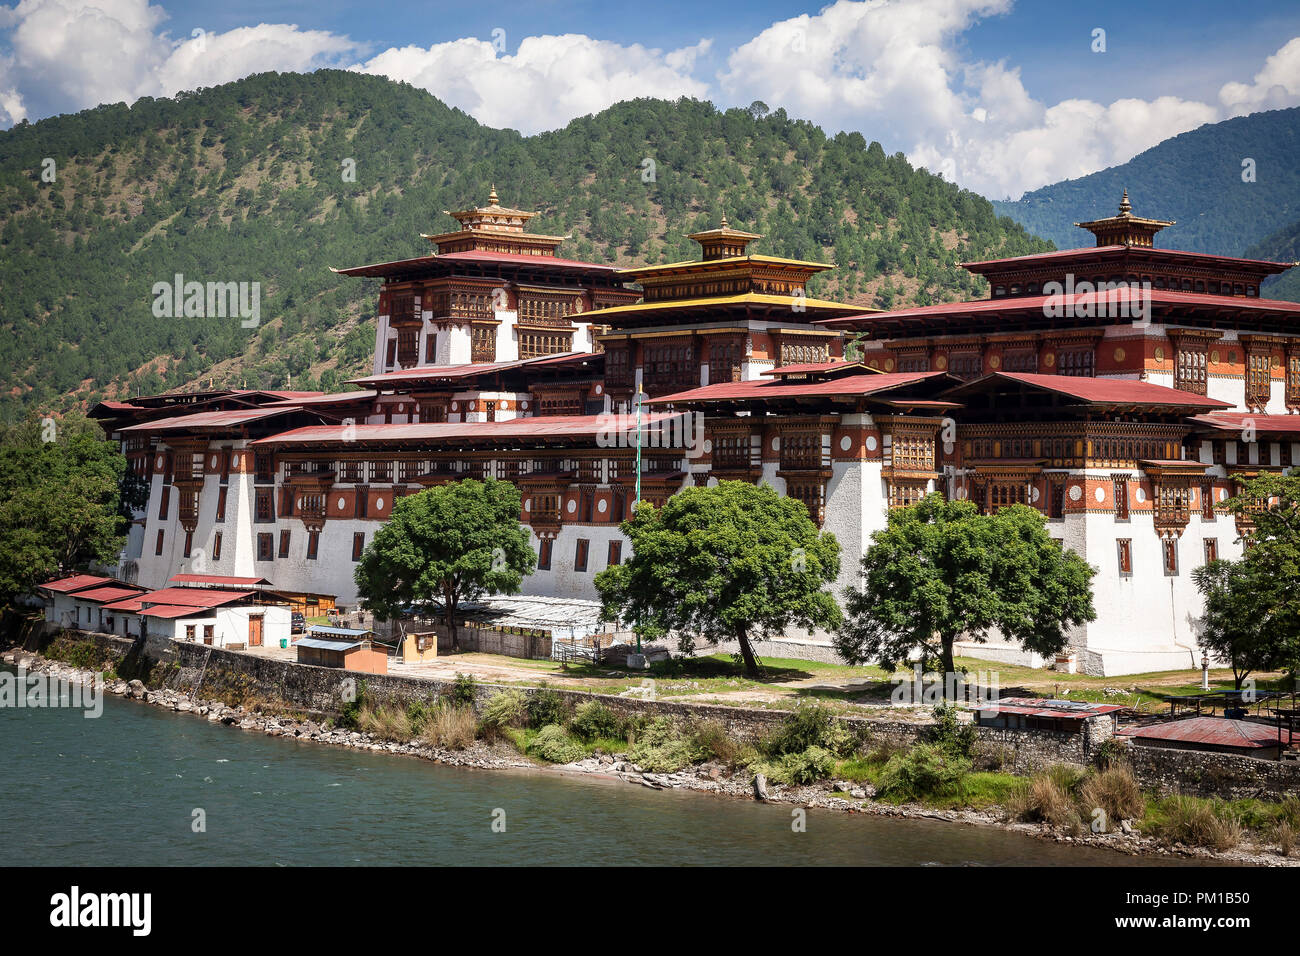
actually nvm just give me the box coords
[1118,188,1132,216]
[720,211,729,229]
[488,185,500,207]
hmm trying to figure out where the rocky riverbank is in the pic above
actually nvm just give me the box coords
[6,648,1295,867]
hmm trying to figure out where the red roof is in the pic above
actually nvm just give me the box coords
[334,249,618,278]
[760,360,868,377]
[647,371,950,405]
[944,372,1232,409]
[68,586,147,604]
[252,412,680,447]
[138,587,254,608]
[350,352,598,387]
[168,574,274,588]
[39,574,112,593]
[101,596,146,613]
[961,244,1294,271]
[820,286,1300,329]
[139,604,208,620]
[119,406,303,432]
[1118,715,1293,748]
[1189,412,1300,435]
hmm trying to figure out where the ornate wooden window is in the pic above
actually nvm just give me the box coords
[1154,483,1191,532]
[778,338,829,366]
[1162,538,1178,576]
[1245,349,1271,410]
[370,460,393,483]
[708,336,745,384]
[785,478,826,525]
[537,540,552,571]
[988,482,1028,512]
[254,453,274,484]
[254,488,275,523]
[1116,539,1133,575]
[605,346,632,388]
[1003,348,1037,373]
[278,530,291,559]
[425,333,438,364]
[352,533,365,561]
[1057,347,1094,377]
[711,429,754,470]
[574,538,590,573]
[397,329,418,368]
[158,486,170,520]
[780,430,825,471]
[642,339,697,395]
[388,291,417,326]
[887,481,928,509]
[607,540,623,567]
[1112,476,1129,521]
[1048,479,1065,519]
[1287,351,1300,409]
[212,532,222,561]
[471,323,498,363]
[1203,538,1218,564]
[155,530,165,556]
[519,330,573,359]
[257,533,273,562]
[1173,340,1208,395]
[948,352,982,381]
[1200,482,1216,520]
[890,433,935,471]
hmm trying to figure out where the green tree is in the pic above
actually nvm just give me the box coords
[1192,558,1291,688]
[353,479,536,649]
[594,481,841,676]
[1198,472,1300,681]
[0,412,127,607]
[836,494,1097,675]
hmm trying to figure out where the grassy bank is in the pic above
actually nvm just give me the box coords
[340,675,1297,858]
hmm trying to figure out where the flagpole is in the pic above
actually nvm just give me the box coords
[633,377,644,655]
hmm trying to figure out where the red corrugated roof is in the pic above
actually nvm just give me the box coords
[1190,412,1300,434]
[252,412,680,447]
[351,352,598,387]
[69,586,147,604]
[139,604,207,619]
[648,371,949,405]
[760,360,868,377]
[119,406,302,432]
[138,587,254,608]
[334,249,618,277]
[168,574,274,588]
[946,372,1232,409]
[39,574,112,593]
[1118,715,1293,748]
[101,596,146,613]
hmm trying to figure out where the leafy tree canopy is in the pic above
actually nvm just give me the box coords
[836,494,1096,674]
[353,478,535,646]
[594,481,841,676]
[0,411,126,607]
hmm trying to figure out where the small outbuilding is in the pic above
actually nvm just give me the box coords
[972,697,1126,735]
[1117,716,1295,760]
[295,626,388,674]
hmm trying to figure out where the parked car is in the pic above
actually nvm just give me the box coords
[291,612,306,634]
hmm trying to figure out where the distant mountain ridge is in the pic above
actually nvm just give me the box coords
[0,70,1050,421]
[994,108,1300,261]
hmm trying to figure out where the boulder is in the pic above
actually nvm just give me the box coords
[753,773,769,801]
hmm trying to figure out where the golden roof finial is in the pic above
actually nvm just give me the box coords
[720,211,729,229]
[1118,188,1132,216]
[488,185,499,207]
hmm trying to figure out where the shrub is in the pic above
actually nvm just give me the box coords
[336,681,367,730]
[764,704,854,758]
[778,745,836,785]
[570,701,622,741]
[421,702,477,750]
[1144,796,1242,851]
[627,716,699,772]
[358,702,413,742]
[691,720,741,765]
[478,689,527,738]
[927,701,977,759]
[878,744,971,800]
[1009,769,1083,830]
[449,672,477,708]
[1078,764,1144,825]
[526,724,586,763]
[406,699,434,732]
[1273,821,1296,857]
[526,687,569,729]
[1092,738,1129,770]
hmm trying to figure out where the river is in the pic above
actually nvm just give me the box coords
[0,672,1205,866]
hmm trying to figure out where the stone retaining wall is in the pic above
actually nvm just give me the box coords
[21,627,1300,799]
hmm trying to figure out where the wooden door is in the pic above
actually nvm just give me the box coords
[248,615,264,647]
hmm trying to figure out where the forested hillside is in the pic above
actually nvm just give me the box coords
[1245,218,1300,301]
[994,108,1300,259]
[0,70,1049,420]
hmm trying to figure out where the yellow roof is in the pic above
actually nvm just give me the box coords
[589,292,865,320]
[618,254,833,277]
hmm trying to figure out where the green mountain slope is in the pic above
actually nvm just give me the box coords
[1245,218,1300,300]
[0,70,1050,420]
[994,108,1300,258]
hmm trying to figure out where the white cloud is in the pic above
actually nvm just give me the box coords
[1,0,360,119]
[351,34,712,133]
[721,0,1300,198]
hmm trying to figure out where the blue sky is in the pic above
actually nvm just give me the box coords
[3,0,1300,197]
